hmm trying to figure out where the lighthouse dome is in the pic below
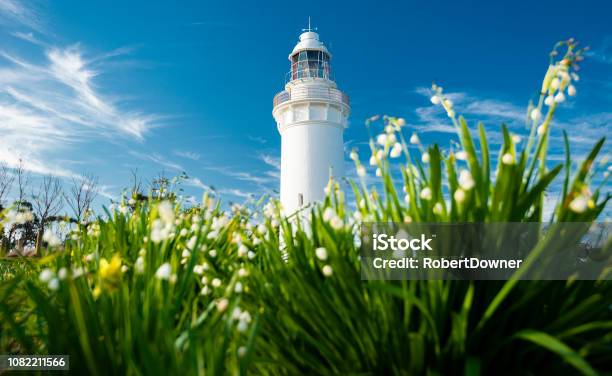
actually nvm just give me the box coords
[290,31,330,58]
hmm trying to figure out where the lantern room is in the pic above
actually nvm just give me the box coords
[288,31,332,82]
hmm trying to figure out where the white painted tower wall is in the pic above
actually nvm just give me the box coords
[273,31,350,215]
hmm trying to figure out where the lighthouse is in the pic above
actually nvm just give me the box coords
[272,24,350,215]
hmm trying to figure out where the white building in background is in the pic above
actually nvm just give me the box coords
[272,24,350,215]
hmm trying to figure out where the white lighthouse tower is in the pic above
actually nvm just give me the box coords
[272,23,350,215]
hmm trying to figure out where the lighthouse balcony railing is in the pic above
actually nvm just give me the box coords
[273,87,349,107]
[285,67,335,83]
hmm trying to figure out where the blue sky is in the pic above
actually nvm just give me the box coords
[0,0,610,209]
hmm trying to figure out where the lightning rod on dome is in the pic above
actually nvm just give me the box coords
[302,16,317,33]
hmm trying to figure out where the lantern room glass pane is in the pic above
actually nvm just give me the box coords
[290,51,331,80]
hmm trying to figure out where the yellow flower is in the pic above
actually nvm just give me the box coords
[99,254,123,291]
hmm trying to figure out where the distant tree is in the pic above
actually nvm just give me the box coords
[14,160,30,211]
[64,173,98,223]
[32,176,63,251]
[149,170,188,201]
[0,162,15,211]
[5,200,38,255]
[129,168,147,203]
[149,170,168,199]
[6,161,33,250]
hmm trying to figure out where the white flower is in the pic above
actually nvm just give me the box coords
[420,187,432,201]
[530,109,541,121]
[237,347,247,358]
[350,150,358,161]
[151,219,173,243]
[179,228,188,237]
[544,95,554,106]
[554,92,565,103]
[356,165,366,177]
[443,99,453,108]
[187,237,198,251]
[369,155,377,166]
[238,244,248,257]
[455,151,467,160]
[433,202,444,215]
[567,85,576,96]
[181,249,191,259]
[458,170,475,190]
[39,268,53,283]
[447,110,455,118]
[216,298,229,312]
[323,207,335,221]
[209,249,217,258]
[211,278,222,288]
[569,195,588,213]
[550,77,560,90]
[237,320,249,332]
[200,285,210,295]
[158,201,175,225]
[238,268,248,277]
[330,217,344,230]
[121,265,129,273]
[410,133,420,145]
[376,134,388,146]
[404,194,410,204]
[315,247,328,261]
[58,267,68,280]
[193,264,206,275]
[48,278,59,291]
[454,189,466,203]
[512,135,522,144]
[155,263,172,280]
[537,125,547,136]
[502,153,514,165]
[421,152,430,164]
[247,251,256,259]
[375,168,382,177]
[43,230,61,247]
[135,257,145,274]
[128,198,136,206]
[72,266,85,279]
[430,95,441,105]
[322,265,333,277]
[214,217,231,233]
[376,150,384,160]
[390,143,402,158]
[234,282,243,293]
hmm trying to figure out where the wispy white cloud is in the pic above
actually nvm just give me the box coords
[10,30,46,46]
[589,36,612,65]
[174,150,201,161]
[247,135,267,144]
[185,177,212,191]
[0,41,162,177]
[218,188,254,199]
[0,0,43,31]
[259,153,280,170]
[129,151,184,172]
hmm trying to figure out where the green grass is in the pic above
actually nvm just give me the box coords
[0,39,610,375]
